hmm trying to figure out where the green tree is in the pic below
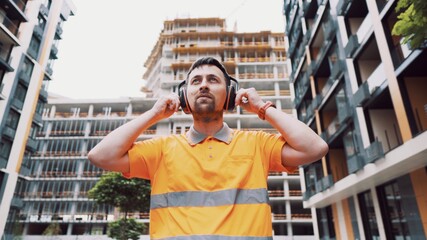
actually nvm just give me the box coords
[392,0,427,49]
[89,172,151,240]
[108,218,145,240]
[42,222,62,235]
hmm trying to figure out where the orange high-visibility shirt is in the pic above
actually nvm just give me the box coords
[124,124,295,239]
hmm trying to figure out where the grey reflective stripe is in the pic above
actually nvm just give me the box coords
[154,235,273,240]
[150,188,269,209]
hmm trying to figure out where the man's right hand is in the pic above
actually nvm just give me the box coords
[150,93,181,122]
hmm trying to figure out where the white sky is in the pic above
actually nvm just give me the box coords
[49,0,285,99]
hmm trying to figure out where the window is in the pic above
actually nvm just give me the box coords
[377,177,426,238]
[38,14,46,30]
[6,110,20,129]
[317,206,336,238]
[14,83,27,103]
[22,58,34,77]
[358,190,380,239]
[29,37,41,55]
[0,140,12,159]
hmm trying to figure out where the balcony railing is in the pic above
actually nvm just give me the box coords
[50,44,58,59]
[353,81,370,106]
[322,175,334,190]
[26,137,38,152]
[365,63,386,94]
[330,60,343,80]
[337,0,352,16]
[347,154,364,173]
[345,34,359,58]
[55,24,63,38]
[3,125,16,140]
[33,24,44,39]
[303,189,313,200]
[268,190,284,197]
[39,4,49,17]
[11,196,24,209]
[364,141,384,163]
[13,0,26,11]
[323,19,336,42]
[0,12,19,35]
[337,103,352,123]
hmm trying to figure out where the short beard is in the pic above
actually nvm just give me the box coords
[193,100,222,123]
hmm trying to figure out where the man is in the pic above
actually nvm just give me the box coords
[88,57,328,239]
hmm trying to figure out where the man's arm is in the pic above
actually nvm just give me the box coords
[87,94,180,173]
[235,88,328,167]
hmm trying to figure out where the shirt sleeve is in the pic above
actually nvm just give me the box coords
[258,132,298,173]
[122,137,164,180]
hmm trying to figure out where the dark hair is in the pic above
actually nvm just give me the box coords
[186,57,230,84]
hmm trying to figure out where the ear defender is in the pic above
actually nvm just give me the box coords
[178,81,192,114]
[178,76,239,114]
[224,77,238,112]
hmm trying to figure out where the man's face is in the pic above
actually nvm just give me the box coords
[186,65,227,115]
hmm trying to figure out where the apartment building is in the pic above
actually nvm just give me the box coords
[19,97,153,237]
[0,0,75,238]
[283,0,426,238]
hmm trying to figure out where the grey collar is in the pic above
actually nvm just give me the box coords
[185,123,233,146]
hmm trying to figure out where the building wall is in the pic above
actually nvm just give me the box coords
[284,0,427,238]
[0,0,75,238]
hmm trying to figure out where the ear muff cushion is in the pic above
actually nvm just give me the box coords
[224,85,236,112]
[178,82,191,114]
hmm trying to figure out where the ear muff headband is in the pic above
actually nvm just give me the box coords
[178,76,239,114]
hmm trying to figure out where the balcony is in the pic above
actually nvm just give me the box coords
[330,60,343,80]
[39,87,48,102]
[322,175,334,190]
[293,72,310,108]
[303,189,314,201]
[50,44,58,59]
[268,190,284,198]
[3,125,16,140]
[11,98,24,110]
[322,116,341,142]
[323,19,336,42]
[0,54,13,72]
[0,156,7,168]
[337,103,352,123]
[27,42,39,60]
[365,63,386,94]
[353,81,370,106]
[39,4,49,18]
[19,162,31,176]
[364,141,384,163]
[33,24,44,39]
[337,0,352,16]
[304,0,322,18]
[19,70,31,86]
[32,111,43,125]
[0,11,19,36]
[55,24,63,39]
[11,196,23,209]
[45,64,53,76]
[347,154,364,173]
[345,34,359,58]
[26,137,38,152]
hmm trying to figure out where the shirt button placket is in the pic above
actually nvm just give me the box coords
[207,138,213,159]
